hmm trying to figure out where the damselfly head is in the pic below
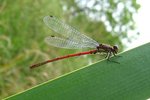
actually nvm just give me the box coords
[113,45,118,54]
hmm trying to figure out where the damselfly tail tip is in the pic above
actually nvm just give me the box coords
[30,64,38,69]
[30,65,35,69]
[30,62,45,69]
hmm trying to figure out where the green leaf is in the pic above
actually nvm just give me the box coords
[5,42,150,100]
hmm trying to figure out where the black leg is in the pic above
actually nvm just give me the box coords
[105,52,109,58]
[112,52,116,56]
[107,52,120,64]
[112,52,122,58]
[107,51,112,60]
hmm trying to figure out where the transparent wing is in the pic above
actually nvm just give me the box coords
[45,36,96,49]
[43,16,99,48]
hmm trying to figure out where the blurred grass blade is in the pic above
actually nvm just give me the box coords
[5,42,150,100]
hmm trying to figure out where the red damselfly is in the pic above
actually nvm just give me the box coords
[30,16,118,69]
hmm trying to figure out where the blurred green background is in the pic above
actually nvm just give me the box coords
[0,0,139,99]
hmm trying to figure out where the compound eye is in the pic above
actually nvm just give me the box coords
[114,45,117,49]
[113,45,118,53]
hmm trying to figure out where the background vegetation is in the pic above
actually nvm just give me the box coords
[0,0,139,99]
